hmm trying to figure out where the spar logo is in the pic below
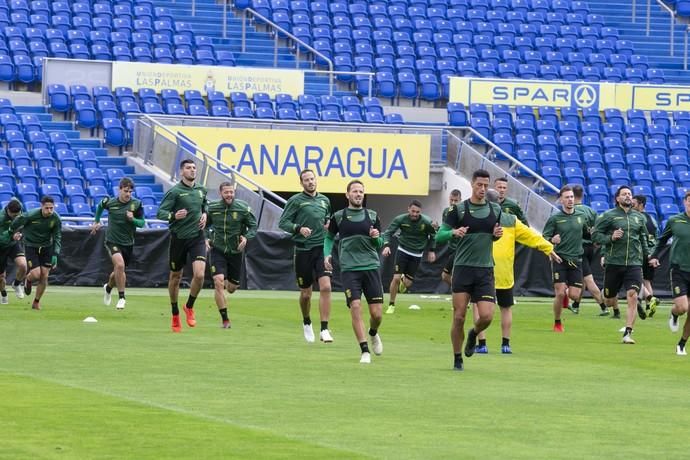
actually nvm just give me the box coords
[573,84,598,108]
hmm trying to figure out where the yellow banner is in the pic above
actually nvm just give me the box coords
[160,126,431,195]
[627,84,690,111]
[111,62,304,97]
[449,77,616,110]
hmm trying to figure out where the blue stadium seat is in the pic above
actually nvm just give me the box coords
[103,119,127,147]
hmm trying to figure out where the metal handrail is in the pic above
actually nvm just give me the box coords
[652,0,677,56]
[633,0,637,22]
[686,25,690,70]
[455,128,560,195]
[239,7,336,95]
[139,114,288,206]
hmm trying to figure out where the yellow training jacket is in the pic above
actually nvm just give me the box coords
[494,214,554,290]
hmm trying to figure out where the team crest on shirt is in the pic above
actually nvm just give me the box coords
[130,203,135,211]
[577,217,582,224]
[232,212,238,220]
[421,224,426,231]
[198,190,204,198]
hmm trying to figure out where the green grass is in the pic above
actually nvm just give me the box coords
[1,287,688,459]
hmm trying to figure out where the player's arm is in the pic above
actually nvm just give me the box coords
[52,214,62,256]
[381,214,402,247]
[436,206,460,243]
[278,197,300,234]
[516,204,528,226]
[426,216,437,251]
[132,203,145,228]
[591,212,612,246]
[323,217,338,258]
[244,206,258,239]
[94,197,108,223]
[156,188,177,223]
[516,219,554,255]
[542,215,556,241]
[651,219,673,261]
[371,214,384,249]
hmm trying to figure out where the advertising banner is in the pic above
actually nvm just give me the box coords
[112,62,304,97]
[160,125,431,195]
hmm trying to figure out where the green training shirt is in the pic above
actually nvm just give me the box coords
[592,206,649,266]
[207,198,258,255]
[575,203,598,245]
[382,212,436,256]
[0,199,21,250]
[95,196,145,246]
[441,206,459,251]
[156,181,208,239]
[11,207,61,254]
[278,191,331,251]
[436,200,502,268]
[542,208,586,260]
[652,212,690,272]
[324,207,383,272]
[500,197,528,225]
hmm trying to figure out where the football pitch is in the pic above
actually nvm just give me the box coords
[1,287,688,459]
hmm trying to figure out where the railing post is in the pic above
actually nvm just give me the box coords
[274,32,278,67]
[671,12,675,57]
[222,0,227,39]
[683,26,690,70]
[192,0,196,16]
[329,69,333,95]
[241,9,246,52]
[686,26,689,70]
[368,74,373,97]
[647,0,651,36]
[632,0,637,22]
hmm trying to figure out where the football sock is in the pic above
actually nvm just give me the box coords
[186,294,197,309]
[303,316,311,326]
[118,291,125,299]
[106,285,113,294]
[599,302,607,311]
[388,302,395,306]
[359,342,370,353]
[555,319,562,325]
[320,321,328,331]
[219,308,228,321]
[368,328,377,337]
[572,301,580,309]
[672,313,679,322]
[613,308,621,316]
[502,337,510,346]
[679,338,687,348]
[12,279,20,287]
[171,302,179,316]
[624,326,633,336]
[0,290,6,297]
[478,339,487,347]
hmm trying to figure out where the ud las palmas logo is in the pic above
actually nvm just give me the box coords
[573,84,598,109]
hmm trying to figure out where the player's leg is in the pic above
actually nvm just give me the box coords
[112,249,128,310]
[622,267,642,343]
[0,270,7,304]
[343,272,370,362]
[496,289,514,353]
[33,266,50,310]
[23,246,41,296]
[313,247,333,341]
[363,270,384,356]
[474,304,488,353]
[12,251,27,299]
[642,265,659,317]
[221,252,243,329]
[294,249,316,341]
[583,274,608,315]
[603,266,622,318]
[450,266,471,369]
[669,267,689,333]
[181,237,207,327]
[387,251,404,312]
[553,282,567,331]
[400,253,420,294]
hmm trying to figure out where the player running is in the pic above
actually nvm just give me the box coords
[440,190,462,287]
[0,198,27,303]
[632,195,660,319]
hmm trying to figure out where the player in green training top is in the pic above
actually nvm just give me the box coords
[206,181,257,329]
[592,185,651,344]
[436,169,503,371]
[543,185,586,332]
[90,177,145,311]
[10,196,61,311]
[632,195,660,319]
[324,180,384,364]
[440,189,462,288]
[382,199,437,314]
[278,169,333,343]
[572,185,609,316]
[494,177,528,225]
[157,159,208,333]
[0,199,27,304]
[649,191,690,355]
